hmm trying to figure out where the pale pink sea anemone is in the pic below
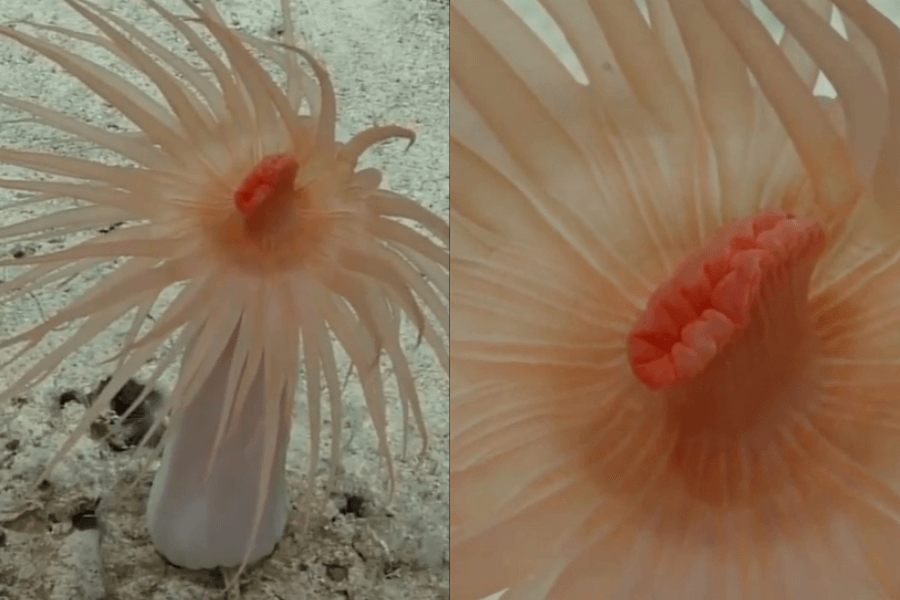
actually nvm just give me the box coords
[0,0,448,575]
[452,0,900,598]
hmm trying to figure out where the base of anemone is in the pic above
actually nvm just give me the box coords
[146,329,293,570]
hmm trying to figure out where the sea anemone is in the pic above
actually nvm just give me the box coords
[451,0,900,598]
[0,0,448,575]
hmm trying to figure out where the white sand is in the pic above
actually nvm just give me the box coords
[0,1,448,599]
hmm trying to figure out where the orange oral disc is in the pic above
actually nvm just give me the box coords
[233,154,299,216]
[627,209,826,390]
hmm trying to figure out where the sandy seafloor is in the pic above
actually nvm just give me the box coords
[471,1,900,600]
[0,0,448,599]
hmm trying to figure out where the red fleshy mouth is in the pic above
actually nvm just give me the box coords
[628,209,826,392]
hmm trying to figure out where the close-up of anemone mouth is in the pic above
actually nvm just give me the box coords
[451,0,900,598]
[0,0,448,596]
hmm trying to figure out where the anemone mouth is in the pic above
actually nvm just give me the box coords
[234,154,300,218]
[628,209,826,433]
[629,210,824,387]
[617,210,834,511]
[194,151,350,275]
[234,153,304,248]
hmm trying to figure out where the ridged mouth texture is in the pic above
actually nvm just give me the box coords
[628,209,825,393]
